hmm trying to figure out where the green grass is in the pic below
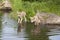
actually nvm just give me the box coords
[9,0,60,21]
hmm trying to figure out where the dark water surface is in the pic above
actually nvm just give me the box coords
[0,13,60,40]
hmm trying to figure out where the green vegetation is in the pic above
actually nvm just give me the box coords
[8,0,60,21]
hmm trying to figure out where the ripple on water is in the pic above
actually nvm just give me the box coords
[0,13,28,40]
[47,25,60,40]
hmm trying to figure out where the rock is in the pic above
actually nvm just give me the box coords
[17,11,27,24]
[38,13,60,24]
[46,14,60,24]
[2,0,12,8]
[0,0,12,12]
[30,12,46,25]
[30,12,60,25]
[30,16,41,25]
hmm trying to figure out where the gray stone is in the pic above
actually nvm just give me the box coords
[30,12,60,25]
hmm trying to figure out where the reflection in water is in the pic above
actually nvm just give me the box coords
[49,35,60,40]
[26,22,49,40]
[0,13,60,40]
[26,23,60,40]
[28,29,49,40]
[0,13,2,40]
[0,13,28,40]
[46,25,60,40]
[0,27,2,40]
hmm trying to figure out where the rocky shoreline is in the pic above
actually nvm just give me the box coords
[30,12,60,25]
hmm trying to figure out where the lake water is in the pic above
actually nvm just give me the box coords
[0,13,60,40]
